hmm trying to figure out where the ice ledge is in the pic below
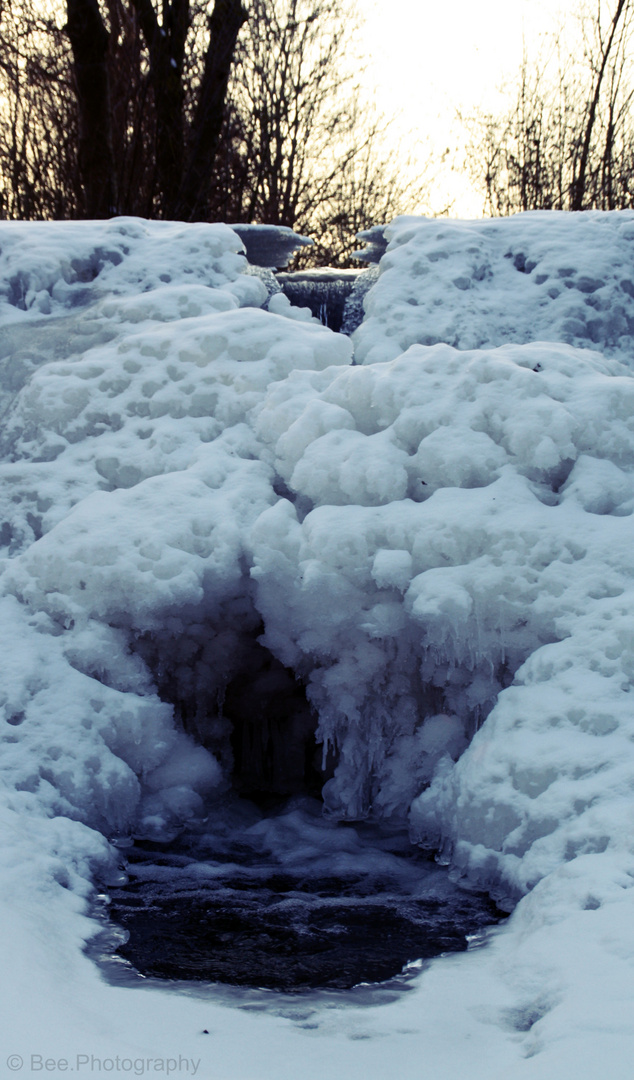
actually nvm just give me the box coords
[230,224,313,268]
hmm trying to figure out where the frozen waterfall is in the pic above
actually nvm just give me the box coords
[2,213,634,1076]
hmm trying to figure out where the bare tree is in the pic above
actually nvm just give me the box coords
[210,0,432,263]
[571,0,632,208]
[124,0,246,220]
[0,0,431,260]
[0,1,81,219]
[177,0,247,219]
[466,0,634,215]
[0,0,245,220]
[66,0,117,217]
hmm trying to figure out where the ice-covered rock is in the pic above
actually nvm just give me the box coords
[341,265,380,335]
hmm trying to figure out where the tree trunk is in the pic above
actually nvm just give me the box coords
[130,0,189,217]
[570,0,628,211]
[65,0,117,217]
[176,0,247,221]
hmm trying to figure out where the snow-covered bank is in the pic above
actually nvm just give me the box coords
[354,211,634,364]
[2,213,634,1077]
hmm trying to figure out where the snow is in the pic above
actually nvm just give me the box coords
[2,212,634,1077]
[354,211,634,364]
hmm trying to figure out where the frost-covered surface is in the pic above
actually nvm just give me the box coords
[2,214,634,1077]
[354,210,634,364]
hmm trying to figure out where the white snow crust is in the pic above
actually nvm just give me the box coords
[2,213,634,1078]
[354,210,634,365]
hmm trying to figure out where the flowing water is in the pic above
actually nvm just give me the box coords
[98,797,505,993]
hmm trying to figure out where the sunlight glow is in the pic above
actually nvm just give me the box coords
[361,0,571,215]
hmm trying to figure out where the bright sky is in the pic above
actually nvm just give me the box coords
[361,0,571,215]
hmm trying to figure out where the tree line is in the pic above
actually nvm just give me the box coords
[0,0,428,264]
[467,0,634,215]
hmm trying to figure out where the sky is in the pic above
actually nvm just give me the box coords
[361,0,571,215]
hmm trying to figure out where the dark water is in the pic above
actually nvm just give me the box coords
[277,271,361,332]
[104,798,504,993]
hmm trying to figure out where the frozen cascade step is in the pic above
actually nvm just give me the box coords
[277,267,376,333]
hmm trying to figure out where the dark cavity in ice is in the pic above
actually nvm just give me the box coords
[277,269,368,333]
[133,629,334,804]
[100,799,505,993]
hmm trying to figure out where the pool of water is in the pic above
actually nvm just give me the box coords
[101,797,504,992]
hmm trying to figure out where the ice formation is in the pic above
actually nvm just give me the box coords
[352,224,388,264]
[230,223,313,268]
[277,268,362,331]
[3,211,634,1077]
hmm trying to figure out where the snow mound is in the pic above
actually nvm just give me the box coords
[354,211,634,365]
[0,219,353,846]
[0,217,260,319]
